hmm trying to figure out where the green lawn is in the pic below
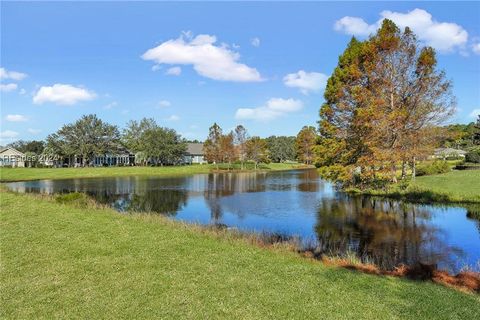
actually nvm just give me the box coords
[1,191,479,319]
[0,163,303,182]
[414,170,480,202]
[347,169,480,204]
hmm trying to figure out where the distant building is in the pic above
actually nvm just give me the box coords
[184,143,206,164]
[0,147,25,167]
[433,148,467,159]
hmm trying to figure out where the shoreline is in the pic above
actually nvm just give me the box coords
[344,187,480,205]
[0,163,311,183]
[3,189,479,294]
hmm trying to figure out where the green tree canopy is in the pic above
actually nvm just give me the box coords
[266,136,296,163]
[123,118,186,165]
[45,114,121,166]
[7,140,45,154]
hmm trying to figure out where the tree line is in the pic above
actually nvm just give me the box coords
[40,115,186,166]
[203,123,317,169]
[5,114,319,167]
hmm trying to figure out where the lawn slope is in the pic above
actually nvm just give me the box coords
[1,192,478,319]
[414,170,480,202]
[347,170,480,204]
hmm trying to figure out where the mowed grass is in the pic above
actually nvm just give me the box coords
[413,170,480,202]
[1,192,479,319]
[0,163,302,182]
[347,169,480,204]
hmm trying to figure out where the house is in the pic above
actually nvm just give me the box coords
[184,143,206,164]
[0,147,26,167]
[433,148,467,159]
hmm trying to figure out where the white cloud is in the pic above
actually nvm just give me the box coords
[0,67,27,81]
[142,32,262,82]
[5,114,28,122]
[166,114,180,121]
[472,43,480,55]
[283,70,328,94]
[334,9,469,53]
[165,66,182,76]
[103,101,118,109]
[251,37,261,47]
[28,128,42,135]
[235,98,303,121]
[0,83,18,92]
[19,88,27,95]
[334,17,376,37]
[158,100,171,108]
[33,84,96,105]
[152,64,162,71]
[469,109,480,118]
[0,130,19,139]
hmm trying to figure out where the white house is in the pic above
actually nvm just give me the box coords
[0,147,26,167]
[433,148,467,159]
[184,143,206,164]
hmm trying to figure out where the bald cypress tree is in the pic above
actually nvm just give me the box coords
[317,19,455,188]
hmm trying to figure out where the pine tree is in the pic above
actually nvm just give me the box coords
[295,126,317,165]
[203,123,223,168]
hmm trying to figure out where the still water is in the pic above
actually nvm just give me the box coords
[6,169,480,273]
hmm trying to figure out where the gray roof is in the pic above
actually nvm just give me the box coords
[0,147,25,156]
[186,143,204,155]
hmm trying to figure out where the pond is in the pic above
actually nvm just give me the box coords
[5,169,480,273]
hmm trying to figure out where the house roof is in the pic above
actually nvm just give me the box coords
[434,148,467,155]
[0,147,25,156]
[186,143,204,155]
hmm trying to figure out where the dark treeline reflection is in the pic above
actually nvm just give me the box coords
[314,195,465,271]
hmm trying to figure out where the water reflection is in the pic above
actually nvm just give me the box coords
[5,169,480,273]
[315,196,465,271]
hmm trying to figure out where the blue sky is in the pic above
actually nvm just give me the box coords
[1,1,479,144]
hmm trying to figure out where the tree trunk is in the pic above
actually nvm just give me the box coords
[391,163,397,183]
[412,157,416,181]
[401,160,407,180]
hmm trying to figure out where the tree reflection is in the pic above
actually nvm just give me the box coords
[203,172,267,222]
[315,195,465,270]
[125,190,188,215]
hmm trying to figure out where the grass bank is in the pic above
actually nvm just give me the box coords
[1,191,479,319]
[0,163,304,182]
[347,170,480,204]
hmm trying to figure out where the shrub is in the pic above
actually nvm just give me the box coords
[416,160,450,176]
[55,192,90,207]
[465,151,480,164]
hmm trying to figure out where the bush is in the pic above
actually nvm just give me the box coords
[416,160,450,176]
[55,192,90,207]
[465,151,480,164]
